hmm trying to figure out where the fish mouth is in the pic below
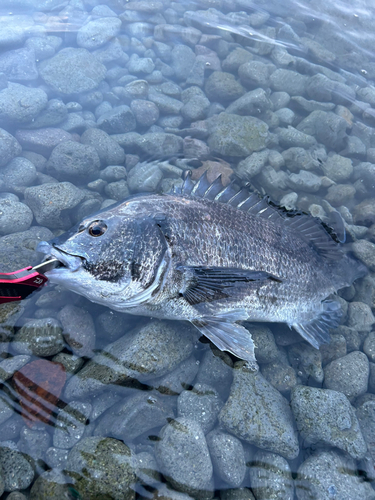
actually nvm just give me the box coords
[37,241,83,273]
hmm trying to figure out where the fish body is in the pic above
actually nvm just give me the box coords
[37,167,367,367]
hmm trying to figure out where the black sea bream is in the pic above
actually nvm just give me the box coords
[37,167,367,368]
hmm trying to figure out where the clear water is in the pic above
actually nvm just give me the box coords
[0,0,375,498]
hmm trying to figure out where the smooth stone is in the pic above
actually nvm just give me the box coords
[0,83,47,123]
[249,450,294,500]
[18,426,50,461]
[0,199,33,235]
[65,437,135,500]
[24,182,85,229]
[288,343,324,383]
[347,302,375,332]
[219,362,299,459]
[352,240,375,272]
[0,355,30,382]
[270,68,308,95]
[291,386,367,459]
[0,128,21,167]
[295,450,375,500]
[152,355,199,395]
[52,353,84,379]
[39,48,106,94]
[0,47,37,82]
[81,128,125,167]
[226,88,272,116]
[297,110,347,149]
[53,401,92,449]
[127,160,163,192]
[0,442,34,492]
[148,89,183,115]
[77,17,121,49]
[14,128,73,156]
[64,320,196,399]
[177,383,223,434]
[29,469,73,499]
[324,351,369,401]
[278,126,317,148]
[0,397,13,426]
[239,61,270,88]
[322,154,353,182]
[57,305,96,358]
[208,113,269,157]
[97,105,136,134]
[130,99,160,127]
[288,170,322,192]
[205,71,245,102]
[206,430,246,487]
[22,98,68,129]
[47,140,100,180]
[196,347,233,397]
[12,318,64,357]
[357,400,375,465]
[170,44,196,80]
[155,417,213,495]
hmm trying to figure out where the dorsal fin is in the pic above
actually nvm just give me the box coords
[171,171,343,261]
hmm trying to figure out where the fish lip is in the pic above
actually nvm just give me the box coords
[37,241,83,272]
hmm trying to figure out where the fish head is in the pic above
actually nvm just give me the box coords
[37,200,169,310]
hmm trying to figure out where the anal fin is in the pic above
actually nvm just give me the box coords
[191,310,258,370]
[292,299,343,349]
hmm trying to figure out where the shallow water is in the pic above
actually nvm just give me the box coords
[0,0,375,498]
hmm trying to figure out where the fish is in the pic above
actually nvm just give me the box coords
[37,164,367,369]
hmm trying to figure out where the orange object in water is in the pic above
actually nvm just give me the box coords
[13,359,66,427]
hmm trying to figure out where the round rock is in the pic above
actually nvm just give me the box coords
[0,83,48,123]
[77,17,121,50]
[0,129,21,167]
[0,442,34,492]
[0,199,33,235]
[205,71,245,102]
[249,450,294,500]
[12,318,64,357]
[81,128,125,167]
[324,351,369,401]
[47,140,100,180]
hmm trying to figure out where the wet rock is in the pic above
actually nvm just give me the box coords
[77,17,121,49]
[18,426,50,461]
[238,61,270,88]
[128,54,155,75]
[128,160,163,192]
[152,355,199,395]
[12,318,64,357]
[0,441,34,492]
[24,182,85,229]
[357,400,375,464]
[288,170,322,192]
[288,342,323,384]
[219,362,299,459]
[53,401,92,449]
[177,383,223,434]
[80,128,125,167]
[47,140,100,180]
[322,154,353,182]
[29,469,74,499]
[39,48,106,94]
[325,184,356,206]
[295,450,375,500]
[97,105,136,134]
[130,99,160,127]
[324,351,369,401]
[347,302,375,332]
[14,128,73,157]
[0,199,33,235]
[261,358,298,395]
[278,126,316,148]
[57,305,96,358]
[0,83,47,124]
[291,386,367,459]
[320,334,347,365]
[0,128,21,167]
[155,417,213,495]
[52,353,84,379]
[183,137,210,158]
[181,94,210,122]
[0,397,13,426]
[0,47,37,82]
[249,450,294,500]
[206,429,246,487]
[297,110,347,149]
[270,69,308,95]
[222,48,253,72]
[248,324,280,364]
[104,180,130,200]
[353,198,375,226]
[220,488,255,500]
[352,240,375,272]
[205,71,245,102]
[64,320,196,399]
[65,437,135,500]
[226,88,272,116]
[0,355,30,383]
[208,113,269,157]
[95,392,173,440]
[24,98,68,129]
[25,36,58,61]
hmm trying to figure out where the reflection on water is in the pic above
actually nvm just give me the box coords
[0,0,375,498]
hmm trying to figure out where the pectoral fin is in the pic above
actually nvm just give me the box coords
[180,265,282,305]
[191,310,258,369]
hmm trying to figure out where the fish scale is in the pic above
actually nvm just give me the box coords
[36,166,367,368]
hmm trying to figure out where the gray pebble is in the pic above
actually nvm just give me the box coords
[25,36,57,61]
[104,180,130,200]
[0,47,37,82]
[324,351,369,401]
[136,133,183,156]
[0,397,13,426]
[131,99,160,127]
[24,98,68,129]
[57,305,96,357]
[320,334,347,365]
[12,318,64,357]
[249,450,294,500]
[128,53,155,75]
[206,430,246,487]
[238,61,270,88]
[270,68,308,95]
[47,140,100,180]
[170,44,196,80]
[357,400,375,464]
[135,451,160,486]
[288,342,324,383]
[29,469,75,500]
[220,488,255,500]
[89,391,121,422]
[94,392,173,441]
[219,362,299,459]
[64,320,196,399]
[278,126,317,148]
[77,17,121,50]
[261,358,298,394]
[0,128,21,167]
[18,426,50,461]
[53,401,92,449]
[44,446,69,469]
[95,308,128,342]
[297,110,347,150]
[227,89,272,116]
[347,301,375,331]
[24,182,84,229]
[196,347,233,397]
[236,150,269,180]
[352,239,375,272]
[325,184,356,206]
[151,354,198,395]
[0,441,34,492]
[39,47,106,94]
[0,156,36,192]
[291,385,367,459]
[288,170,322,192]
[177,383,223,434]
[205,71,245,102]
[181,95,210,122]
[322,154,353,182]
[295,450,375,500]
[148,89,183,115]
[0,199,33,235]
[97,104,136,134]
[15,127,73,157]
[0,355,30,382]
[81,128,125,167]
[208,113,269,157]
[5,492,26,500]
[52,352,84,379]
[222,48,253,72]
[248,324,280,364]
[0,83,47,123]
[65,437,135,499]
[128,160,163,192]
[155,417,213,495]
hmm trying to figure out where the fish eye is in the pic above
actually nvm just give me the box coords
[88,221,107,237]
